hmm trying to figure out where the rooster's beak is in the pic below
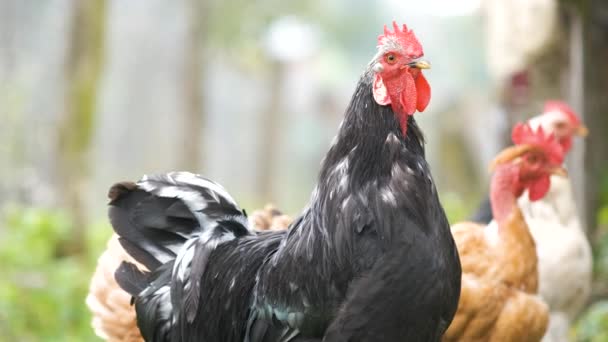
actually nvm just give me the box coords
[576,124,589,137]
[408,60,431,69]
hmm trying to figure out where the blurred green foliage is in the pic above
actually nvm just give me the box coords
[0,205,111,341]
[573,171,608,341]
[574,302,608,342]
[440,191,477,224]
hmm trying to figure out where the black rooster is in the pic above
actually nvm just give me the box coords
[111,22,461,342]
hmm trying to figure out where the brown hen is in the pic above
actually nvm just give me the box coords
[443,123,566,342]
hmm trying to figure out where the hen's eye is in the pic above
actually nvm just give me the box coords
[528,154,540,163]
[385,54,397,64]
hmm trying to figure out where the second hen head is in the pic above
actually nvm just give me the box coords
[489,123,567,221]
[528,100,588,153]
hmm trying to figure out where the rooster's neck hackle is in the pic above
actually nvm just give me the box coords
[316,71,425,194]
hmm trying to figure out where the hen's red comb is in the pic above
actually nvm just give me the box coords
[512,123,564,165]
[377,21,423,57]
[544,100,581,126]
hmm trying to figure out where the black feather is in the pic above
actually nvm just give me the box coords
[134,261,175,342]
[117,238,162,271]
[115,261,149,296]
[184,241,212,322]
[109,188,183,269]
[165,200,195,219]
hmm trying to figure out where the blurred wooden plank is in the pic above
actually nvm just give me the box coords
[177,0,208,172]
[583,0,608,237]
[57,0,106,255]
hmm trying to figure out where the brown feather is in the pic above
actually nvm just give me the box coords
[443,208,549,342]
[86,234,145,342]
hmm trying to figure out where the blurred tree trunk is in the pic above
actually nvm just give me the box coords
[497,4,595,222]
[565,7,586,229]
[582,0,608,236]
[177,0,208,172]
[257,60,284,202]
[57,0,106,255]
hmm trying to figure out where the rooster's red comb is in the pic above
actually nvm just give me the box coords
[377,21,423,57]
[544,100,581,126]
[512,123,564,166]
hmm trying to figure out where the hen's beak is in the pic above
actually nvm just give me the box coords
[407,60,431,69]
[549,166,568,178]
[576,124,589,137]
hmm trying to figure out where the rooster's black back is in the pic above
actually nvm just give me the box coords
[111,71,461,342]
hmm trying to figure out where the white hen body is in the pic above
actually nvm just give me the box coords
[518,175,592,342]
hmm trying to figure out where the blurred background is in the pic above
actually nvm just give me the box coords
[0,0,607,340]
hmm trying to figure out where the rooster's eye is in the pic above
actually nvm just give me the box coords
[385,54,397,64]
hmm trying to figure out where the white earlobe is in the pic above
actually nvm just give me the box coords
[373,74,391,106]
